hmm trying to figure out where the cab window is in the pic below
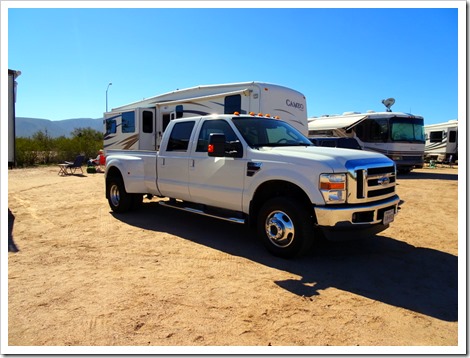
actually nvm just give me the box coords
[196,120,239,152]
[166,121,195,151]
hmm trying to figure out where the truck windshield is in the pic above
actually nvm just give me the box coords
[390,117,425,143]
[232,117,312,148]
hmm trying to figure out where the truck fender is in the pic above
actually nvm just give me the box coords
[105,155,147,195]
[242,167,325,214]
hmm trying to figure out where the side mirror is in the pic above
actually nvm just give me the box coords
[208,133,226,157]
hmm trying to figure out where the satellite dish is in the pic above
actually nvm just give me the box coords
[382,98,395,112]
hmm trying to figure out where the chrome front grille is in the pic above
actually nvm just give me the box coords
[345,159,397,204]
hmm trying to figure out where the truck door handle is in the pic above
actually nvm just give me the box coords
[191,159,195,167]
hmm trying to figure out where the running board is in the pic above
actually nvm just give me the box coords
[159,200,245,224]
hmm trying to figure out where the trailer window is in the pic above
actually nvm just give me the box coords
[105,117,117,135]
[166,121,195,151]
[142,111,153,133]
[429,131,443,143]
[224,95,241,114]
[176,105,184,119]
[122,112,135,133]
[449,130,457,143]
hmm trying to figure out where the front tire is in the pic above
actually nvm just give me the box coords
[107,176,132,213]
[257,197,314,258]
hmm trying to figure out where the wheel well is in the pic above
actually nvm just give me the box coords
[249,180,312,226]
[105,166,123,198]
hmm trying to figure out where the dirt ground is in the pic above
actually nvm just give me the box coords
[5,164,461,353]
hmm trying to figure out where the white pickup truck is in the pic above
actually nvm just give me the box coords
[105,113,400,258]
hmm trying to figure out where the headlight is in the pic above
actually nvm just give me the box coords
[320,173,347,204]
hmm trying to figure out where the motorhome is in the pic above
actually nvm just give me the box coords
[104,81,308,152]
[8,69,21,168]
[424,120,458,163]
[308,111,425,173]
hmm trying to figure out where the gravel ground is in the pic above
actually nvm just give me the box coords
[5,165,462,354]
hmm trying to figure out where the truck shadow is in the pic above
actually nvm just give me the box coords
[111,202,458,322]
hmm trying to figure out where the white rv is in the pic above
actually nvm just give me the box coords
[308,111,425,173]
[8,69,21,168]
[424,120,458,163]
[104,81,308,152]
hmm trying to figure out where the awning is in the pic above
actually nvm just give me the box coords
[308,115,367,131]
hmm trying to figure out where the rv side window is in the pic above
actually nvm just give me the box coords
[368,119,389,141]
[122,112,136,133]
[166,121,195,152]
[176,105,184,119]
[142,111,153,133]
[355,124,364,139]
[449,130,457,143]
[429,131,443,143]
[224,94,241,114]
[105,118,117,135]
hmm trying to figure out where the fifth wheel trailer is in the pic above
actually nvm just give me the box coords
[424,120,458,163]
[104,81,308,152]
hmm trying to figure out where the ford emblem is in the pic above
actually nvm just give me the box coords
[378,177,390,186]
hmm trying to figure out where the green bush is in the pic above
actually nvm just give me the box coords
[14,127,103,167]
[16,137,40,166]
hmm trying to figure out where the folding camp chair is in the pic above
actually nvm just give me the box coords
[58,155,85,176]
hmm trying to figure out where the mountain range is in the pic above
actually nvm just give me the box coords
[15,117,104,138]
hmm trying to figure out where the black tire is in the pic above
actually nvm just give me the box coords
[257,197,315,258]
[131,194,143,210]
[107,176,132,213]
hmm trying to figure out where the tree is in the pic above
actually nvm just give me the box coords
[71,127,103,142]
[70,127,104,159]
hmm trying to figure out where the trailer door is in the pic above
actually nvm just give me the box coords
[447,129,457,156]
[156,104,179,150]
[137,108,156,151]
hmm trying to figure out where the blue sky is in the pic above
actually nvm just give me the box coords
[4,2,464,125]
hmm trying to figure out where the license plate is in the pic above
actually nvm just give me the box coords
[383,209,395,225]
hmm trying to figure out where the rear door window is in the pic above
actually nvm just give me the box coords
[166,121,195,151]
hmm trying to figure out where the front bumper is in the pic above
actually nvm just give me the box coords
[314,195,400,240]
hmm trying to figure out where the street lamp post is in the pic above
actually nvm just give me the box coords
[106,82,112,112]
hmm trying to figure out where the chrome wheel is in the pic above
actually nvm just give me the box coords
[109,183,120,207]
[265,210,295,248]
